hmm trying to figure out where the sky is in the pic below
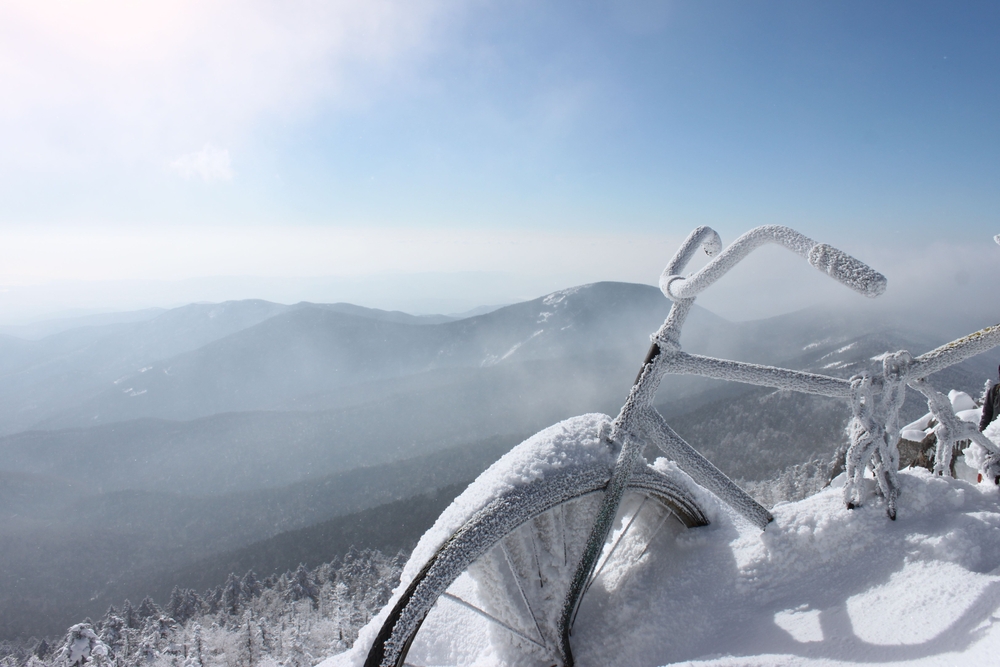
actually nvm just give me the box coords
[0,0,998,324]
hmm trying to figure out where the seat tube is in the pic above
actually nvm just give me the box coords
[559,301,684,665]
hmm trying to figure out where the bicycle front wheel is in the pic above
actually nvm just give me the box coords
[364,461,708,667]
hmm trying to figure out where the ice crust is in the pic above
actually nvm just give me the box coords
[396,413,615,585]
[660,226,886,301]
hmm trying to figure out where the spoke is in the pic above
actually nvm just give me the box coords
[634,502,676,562]
[528,528,545,588]
[616,503,678,594]
[559,503,567,567]
[441,593,549,652]
[571,495,650,630]
[586,495,649,591]
[500,540,546,646]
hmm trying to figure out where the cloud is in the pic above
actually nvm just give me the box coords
[0,0,446,171]
[170,145,233,182]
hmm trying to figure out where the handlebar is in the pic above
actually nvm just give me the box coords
[659,225,887,301]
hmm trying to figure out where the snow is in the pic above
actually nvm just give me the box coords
[332,414,616,666]
[482,330,545,366]
[542,286,582,307]
[329,463,1000,667]
[949,390,978,412]
[903,414,934,433]
[613,470,1000,667]
[396,413,615,586]
[898,392,983,441]
[957,408,982,424]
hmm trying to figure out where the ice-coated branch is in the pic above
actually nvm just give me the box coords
[661,225,886,300]
[662,351,853,398]
[638,406,772,529]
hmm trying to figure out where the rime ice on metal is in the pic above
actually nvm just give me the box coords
[841,325,1000,517]
[356,225,1000,667]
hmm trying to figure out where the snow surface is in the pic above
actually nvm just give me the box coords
[328,467,1000,667]
[331,414,618,666]
[900,391,981,441]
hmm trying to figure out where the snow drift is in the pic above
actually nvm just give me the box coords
[329,464,1000,666]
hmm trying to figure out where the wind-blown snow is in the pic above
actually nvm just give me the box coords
[329,467,1000,666]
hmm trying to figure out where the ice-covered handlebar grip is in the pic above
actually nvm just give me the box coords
[808,243,887,298]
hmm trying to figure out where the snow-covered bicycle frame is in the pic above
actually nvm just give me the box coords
[560,224,1000,665]
[362,225,1000,667]
[555,225,887,664]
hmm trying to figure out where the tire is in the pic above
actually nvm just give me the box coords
[364,462,709,667]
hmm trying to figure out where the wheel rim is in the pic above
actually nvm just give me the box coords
[375,466,707,667]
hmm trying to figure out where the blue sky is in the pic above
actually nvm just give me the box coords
[0,1,998,321]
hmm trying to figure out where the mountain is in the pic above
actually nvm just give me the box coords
[0,300,456,435]
[2,282,998,642]
[10,283,705,430]
[0,437,512,639]
[0,308,166,340]
[152,482,467,603]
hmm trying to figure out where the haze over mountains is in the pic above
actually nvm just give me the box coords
[0,281,995,639]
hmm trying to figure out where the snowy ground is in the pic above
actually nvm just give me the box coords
[572,469,1000,667]
[332,466,1000,666]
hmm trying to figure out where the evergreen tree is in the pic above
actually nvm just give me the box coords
[284,565,319,608]
[120,601,139,631]
[97,611,124,660]
[167,588,202,625]
[221,573,243,617]
[135,597,159,621]
[239,571,262,602]
[186,624,204,667]
[167,587,184,622]
[55,624,109,667]
[204,586,223,616]
[14,548,408,667]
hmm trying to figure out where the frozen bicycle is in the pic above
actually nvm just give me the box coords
[352,225,1000,667]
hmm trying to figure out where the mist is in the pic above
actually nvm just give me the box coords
[1,273,997,639]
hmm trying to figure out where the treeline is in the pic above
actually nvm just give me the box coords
[738,457,839,508]
[0,549,403,667]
